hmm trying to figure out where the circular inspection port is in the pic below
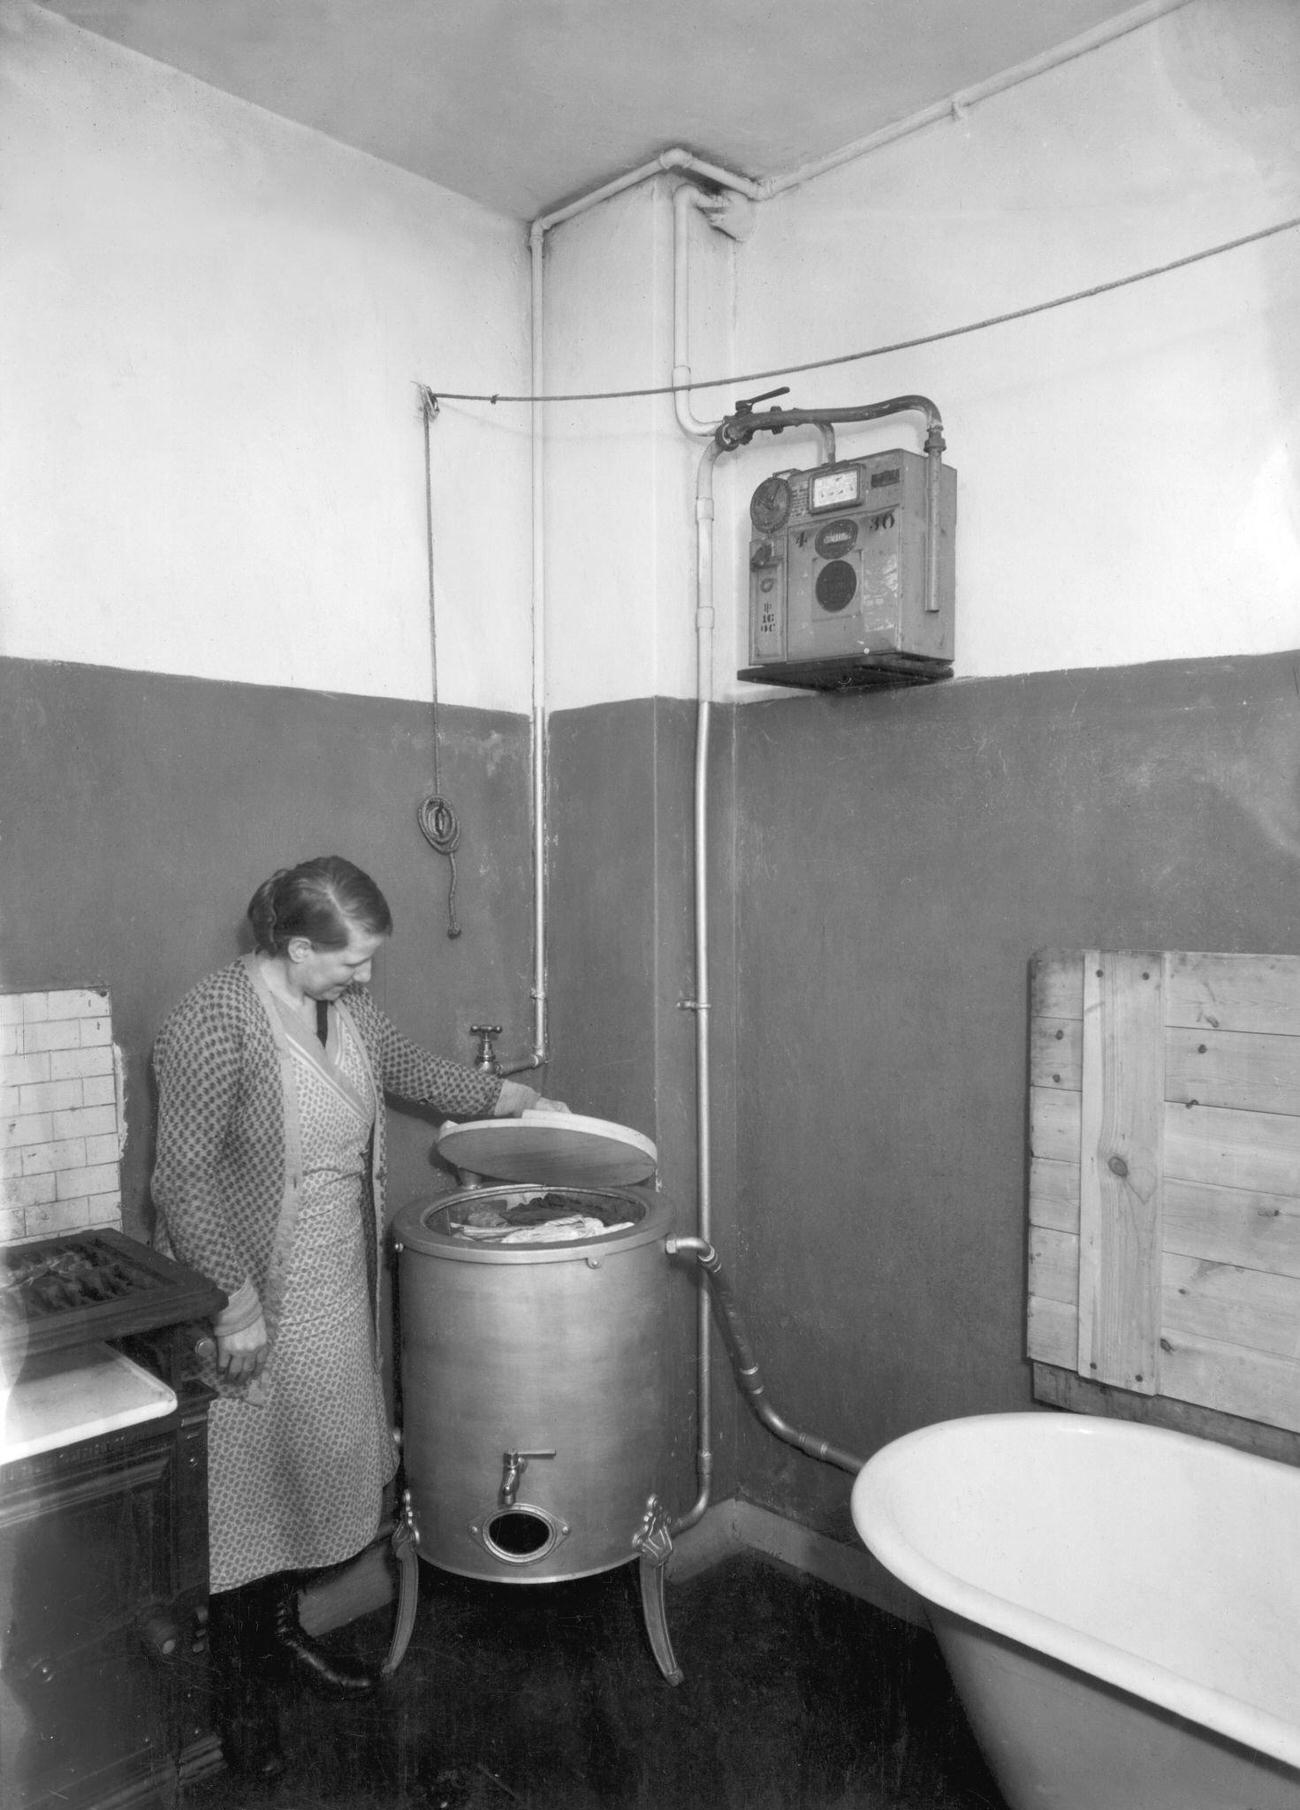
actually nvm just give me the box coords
[815,559,857,613]
[482,1508,561,1564]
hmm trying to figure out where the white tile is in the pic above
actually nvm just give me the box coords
[4,1053,52,1088]
[1,1112,54,1149]
[47,989,110,1021]
[56,1162,119,1202]
[18,1079,84,1117]
[81,1076,118,1109]
[0,997,24,1026]
[24,1196,91,1237]
[0,1204,26,1240]
[84,1133,120,1166]
[79,1017,112,1048]
[24,1020,83,1054]
[51,1105,117,1141]
[85,1193,123,1230]
[49,1046,114,1082]
[21,1138,88,1176]
[20,995,50,1025]
[1,1172,57,1209]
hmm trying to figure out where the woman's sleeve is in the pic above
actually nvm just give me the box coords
[347,987,503,1119]
[151,998,249,1296]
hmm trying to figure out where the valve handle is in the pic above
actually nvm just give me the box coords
[733,385,790,415]
[469,1025,504,1074]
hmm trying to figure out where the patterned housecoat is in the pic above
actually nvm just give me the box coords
[152,955,502,1590]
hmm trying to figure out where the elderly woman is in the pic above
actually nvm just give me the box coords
[152,855,561,1778]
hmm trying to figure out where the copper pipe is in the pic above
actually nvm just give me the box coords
[667,1236,864,1477]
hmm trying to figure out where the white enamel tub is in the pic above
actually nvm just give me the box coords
[851,1413,1300,1810]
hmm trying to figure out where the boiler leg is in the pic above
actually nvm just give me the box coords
[634,1497,684,1685]
[638,1553,684,1685]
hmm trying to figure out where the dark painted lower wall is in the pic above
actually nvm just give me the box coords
[730,650,1300,1543]
[550,650,1300,1551]
[8,649,1299,1560]
[0,657,535,1241]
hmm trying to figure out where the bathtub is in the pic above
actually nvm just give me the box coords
[851,1412,1300,1810]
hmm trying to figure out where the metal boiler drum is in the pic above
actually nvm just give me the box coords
[391,1114,684,1679]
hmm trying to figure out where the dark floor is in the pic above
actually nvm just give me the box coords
[183,1552,1006,1810]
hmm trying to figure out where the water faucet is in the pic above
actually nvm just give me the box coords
[499,1448,556,1508]
[469,1025,503,1075]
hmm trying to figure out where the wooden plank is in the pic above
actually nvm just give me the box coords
[1029,1017,1082,1090]
[1165,1026,1300,1115]
[1028,1226,1078,1304]
[1164,1101,1300,1199]
[1028,1156,1079,1233]
[1166,951,1300,1037]
[1031,1362,1300,1468]
[1165,1178,1300,1279]
[1031,951,1083,1021]
[1029,1086,1080,1164]
[1163,1253,1300,1362]
[1078,952,1165,1394]
[1160,1329,1300,1433]
[1027,1294,1076,1367]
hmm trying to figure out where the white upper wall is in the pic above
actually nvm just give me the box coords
[541,0,1300,705]
[0,0,534,712]
[726,0,1300,688]
[4,0,1298,713]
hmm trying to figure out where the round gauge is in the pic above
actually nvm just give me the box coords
[750,476,792,533]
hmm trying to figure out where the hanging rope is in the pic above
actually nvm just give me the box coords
[417,386,463,938]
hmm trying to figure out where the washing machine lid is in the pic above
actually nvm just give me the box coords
[436,1110,657,1188]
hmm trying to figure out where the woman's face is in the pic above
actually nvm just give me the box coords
[289,924,387,1001]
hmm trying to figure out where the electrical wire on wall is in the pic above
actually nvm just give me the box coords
[416,385,463,938]
[421,210,1300,408]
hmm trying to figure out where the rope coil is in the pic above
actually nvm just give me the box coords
[417,793,462,938]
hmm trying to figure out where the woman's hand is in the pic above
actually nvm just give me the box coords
[217,1312,269,1385]
[495,1080,570,1116]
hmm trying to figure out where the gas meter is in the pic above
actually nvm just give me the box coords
[739,448,956,689]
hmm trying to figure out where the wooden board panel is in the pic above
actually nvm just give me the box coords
[1164,1179,1300,1279]
[1029,1086,1080,1164]
[1028,1226,1078,1305]
[1032,1362,1300,1468]
[1028,1157,1079,1233]
[1163,1253,1300,1361]
[1029,1017,1082,1090]
[1160,1331,1300,1434]
[1165,1026,1300,1115]
[1166,951,1300,1037]
[1028,949,1300,1444]
[1077,952,1165,1394]
[1031,952,1084,1021]
[1164,1101,1300,1198]
[1027,1294,1076,1368]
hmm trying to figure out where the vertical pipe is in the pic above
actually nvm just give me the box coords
[672,440,721,1533]
[526,222,548,1069]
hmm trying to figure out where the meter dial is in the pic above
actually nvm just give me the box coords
[749,476,793,533]
[810,466,861,512]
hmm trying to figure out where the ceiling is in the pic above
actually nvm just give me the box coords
[41,0,1151,220]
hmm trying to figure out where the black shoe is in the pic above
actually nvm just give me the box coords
[268,1583,379,1696]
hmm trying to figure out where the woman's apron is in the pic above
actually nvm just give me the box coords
[206,999,396,1592]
